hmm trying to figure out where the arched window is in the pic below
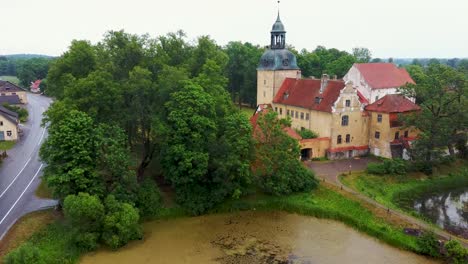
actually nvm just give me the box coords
[341,115,349,126]
[337,135,342,144]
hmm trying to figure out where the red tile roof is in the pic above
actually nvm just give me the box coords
[0,80,23,92]
[365,94,421,113]
[273,78,345,113]
[355,63,415,89]
[356,90,369,104]
[31,79,42,89]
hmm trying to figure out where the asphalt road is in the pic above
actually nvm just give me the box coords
[0,93,57,241]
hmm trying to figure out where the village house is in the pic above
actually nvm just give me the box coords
[0,80,28,104]
[0,105,19,141]
[252,13,420,160]
[30,79,42,93]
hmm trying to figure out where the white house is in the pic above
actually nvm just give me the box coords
[343,63,415,104]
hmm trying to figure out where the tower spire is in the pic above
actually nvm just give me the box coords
[270,0,286,49]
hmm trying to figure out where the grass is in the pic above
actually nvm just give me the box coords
[0,141,16,151]
[0,76,20,85]
[4,184,440,262]
[339,161,468,217]
[35,180,54,199]
[0,209,59,261]
[239,106,255,119]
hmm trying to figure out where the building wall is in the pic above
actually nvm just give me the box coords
[272,103,333,138]
[0,117,18,141]
[299,137,330,159]
[368,112,392,158]
[328,83,369,158]
[0,91,27,104]
[256,70,299,105]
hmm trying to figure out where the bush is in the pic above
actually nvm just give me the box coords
[63,193,105,233]
[258,164,318,196]
[135,178,162,218]
[3,243,44,264]
[296,128,318,139]
[445,240,468,264]
[416,231,440,257]
[101,195,142,249]
[2,103,29,122]
[366,159,407,175]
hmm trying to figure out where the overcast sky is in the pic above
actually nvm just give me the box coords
[1,0,467,58]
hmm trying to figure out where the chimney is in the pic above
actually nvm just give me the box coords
[320,74,329,94]
[296,70,301,80]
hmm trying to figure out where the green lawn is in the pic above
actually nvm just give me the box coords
[0,76,20,85]
[0,141,16,151]
[240,106,255,119]
[339,161,468,213]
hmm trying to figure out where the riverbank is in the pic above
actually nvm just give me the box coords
[339,162,468,239]
[2,185,441,263]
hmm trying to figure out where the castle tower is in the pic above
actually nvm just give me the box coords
[257,12,301,105]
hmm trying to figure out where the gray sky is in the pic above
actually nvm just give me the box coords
[1,0,467,58]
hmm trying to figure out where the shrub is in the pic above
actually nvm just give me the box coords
[3,243,44,264]
[74,232,100,251]
[366,159,407,175]
[445,240,468,264]
[135,178,162,218]
[258,164,318,196]
[296,128,318,139]
[63,193,105,233]
[101,195,143,249]
[416,231,440,257]
[2,103,29,122]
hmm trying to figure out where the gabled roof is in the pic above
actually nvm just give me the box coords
[0,80,23,92]
[0,105,19,124]
[365,94,421,113]
[354,63,415,89]
[273,78,345,113]
[31,79,42,89]
[0,95,21,105]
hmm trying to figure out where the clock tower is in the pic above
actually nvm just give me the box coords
[257,12,300,105]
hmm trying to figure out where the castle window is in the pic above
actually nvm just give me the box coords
[346,134,350,143]
[345,100,351,107]
[375,131,380,139]
[264,80,266,85]
[263,91,266,97]
[287,110,290,116]
[377,114,382,123]
[341,115,349,126]
[295,111,298,119]
[375,96,379,101]
[306,113,310,120]
[315,97,321,104]
[337,135,342,144]
[0,121,3,126]
[404,130,409,138]
[275,107,278,112]
[290,110,294,117]
[394,132,400,140]
[279,108,283,115]
[300,112,304,120]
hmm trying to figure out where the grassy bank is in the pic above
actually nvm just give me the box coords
[339,164,468,213]
[0,210,59,260]
[4,185,434,263]
[0,141,16,151]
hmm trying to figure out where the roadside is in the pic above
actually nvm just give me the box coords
[307,158,468,247]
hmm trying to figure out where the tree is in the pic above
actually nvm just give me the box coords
[401,64,467,167]
[253,111,318,195]
[47,40,97,98]
[352,47,372,63]
[40,110,104,200]
[16,57,51,87]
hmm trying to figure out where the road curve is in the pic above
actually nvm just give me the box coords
[0,93,57,241]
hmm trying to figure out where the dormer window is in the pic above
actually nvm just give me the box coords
[284,92,289,100]
[315,97,321,104]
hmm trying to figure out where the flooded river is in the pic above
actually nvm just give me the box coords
[414,188,468,238]
[81,211,437,264]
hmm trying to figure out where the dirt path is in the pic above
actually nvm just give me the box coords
[306,158,468,248]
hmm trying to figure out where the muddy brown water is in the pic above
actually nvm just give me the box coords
[81,211,438,264]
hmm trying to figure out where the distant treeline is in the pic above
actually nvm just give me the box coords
[0,54,55,87]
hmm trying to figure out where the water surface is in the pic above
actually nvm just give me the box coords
[414,188,468,238]
[81,211,438,264]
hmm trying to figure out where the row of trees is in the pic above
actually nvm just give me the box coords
[40,30,318,251]
[0,56,51,87]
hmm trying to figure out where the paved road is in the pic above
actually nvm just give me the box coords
[0,93,57,241]
[307,158,468,247]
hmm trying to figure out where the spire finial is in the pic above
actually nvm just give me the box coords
[277,0,281,20]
